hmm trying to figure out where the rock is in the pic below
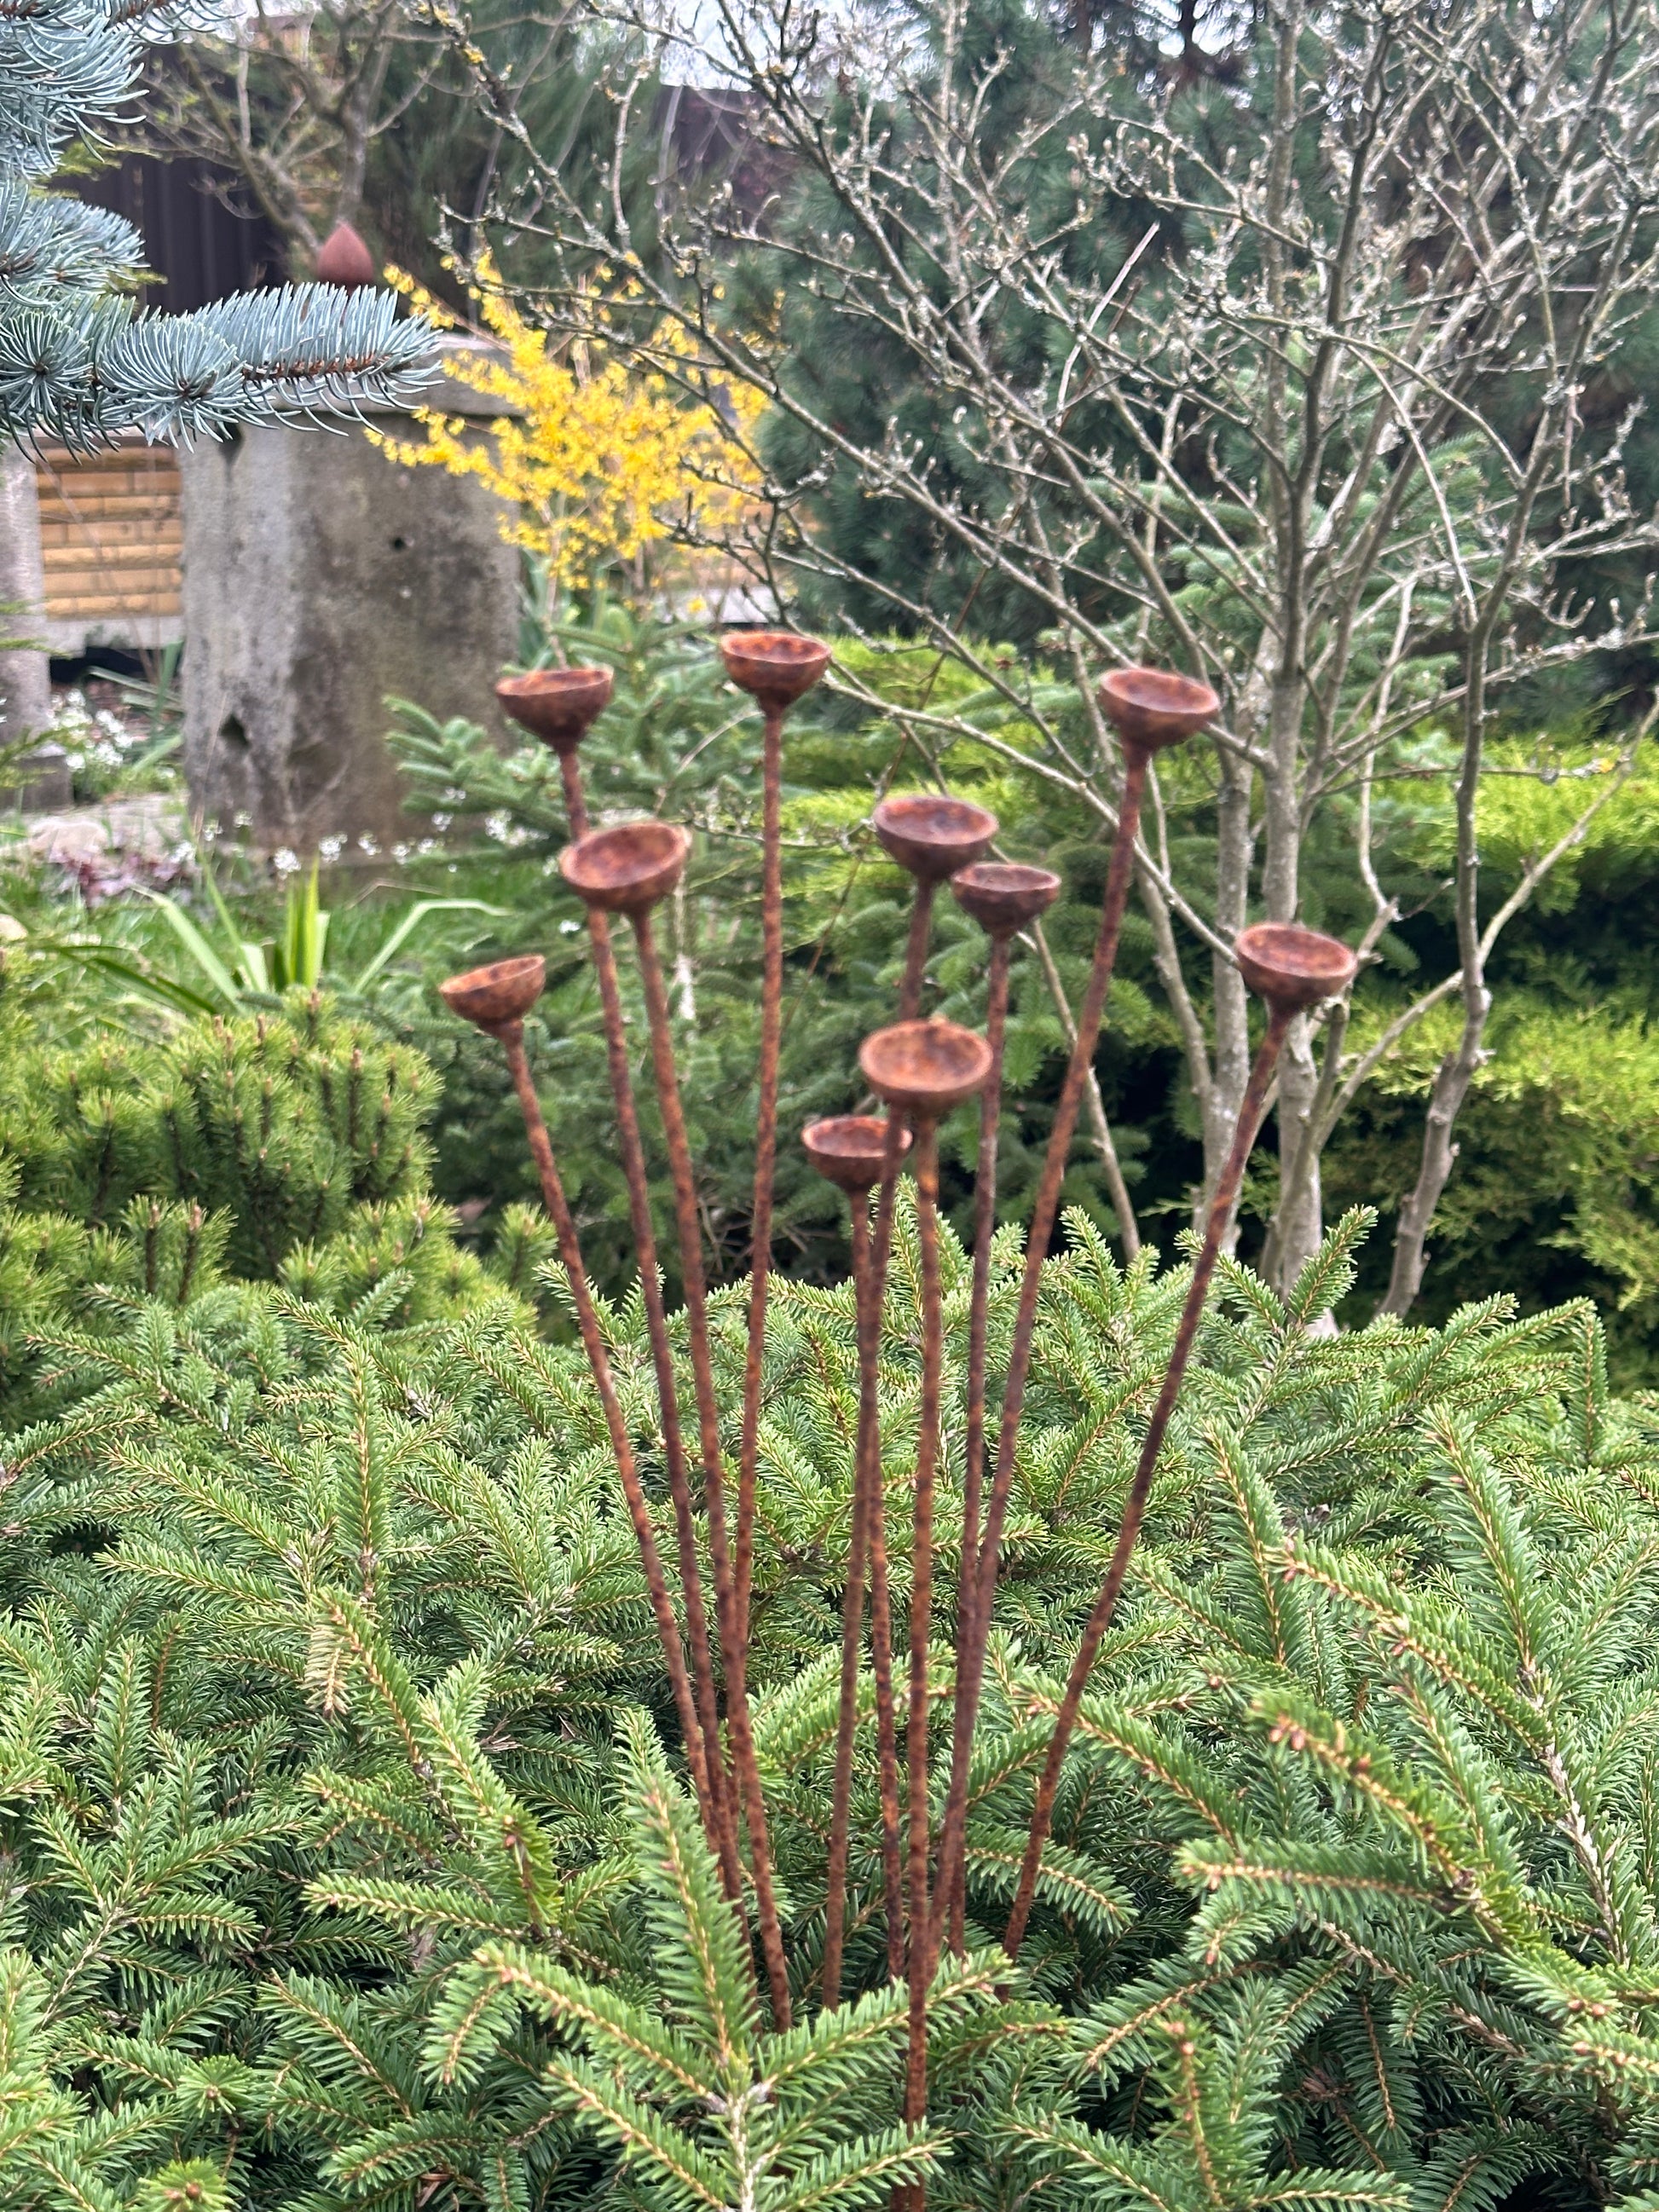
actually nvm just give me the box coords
[3,742,70,812]
[180,342,521,852]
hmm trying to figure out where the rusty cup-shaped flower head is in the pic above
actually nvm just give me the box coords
[1234,921,1359,1015]
[952,860,1061,940]
[438,953,547,1037]
[1098,667,1220,758]
[873,794,999,884]
[496,666,614,754]
[560,821,692,915]
[859,1019,994,1118]
[803,1113,913,1193]
[720,631,833,713]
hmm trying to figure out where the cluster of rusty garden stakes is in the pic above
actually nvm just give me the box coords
[439,636,1359,2185]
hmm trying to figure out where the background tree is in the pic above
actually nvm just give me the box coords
[124,0,638,294]
[431,0,1659,1312]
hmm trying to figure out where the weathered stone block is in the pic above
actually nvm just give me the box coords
[181,348,519,851]
[0,444,53,747]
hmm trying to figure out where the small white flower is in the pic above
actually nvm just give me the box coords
[319,835,344,862]
[392,842,411,863]
[485,811,512,842]
[358,834,380,856]
[273,847,301,875]
[559,918,581,935]
[431,812,453,832]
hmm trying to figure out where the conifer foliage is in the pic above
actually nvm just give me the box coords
[6,1162,1659,2203]
[0,0,428,445]
[0,987,550,1420]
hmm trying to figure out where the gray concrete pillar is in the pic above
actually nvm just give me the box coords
[0,445,53,742]
[180,344,520,852]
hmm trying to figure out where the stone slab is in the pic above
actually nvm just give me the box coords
[182,344,520,852]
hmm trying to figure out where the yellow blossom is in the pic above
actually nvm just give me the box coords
[369,261,764,591]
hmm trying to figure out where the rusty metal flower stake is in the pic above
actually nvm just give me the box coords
[505,665,745,1906]
[435,953,731,1893]
[859,1019,993,2157]
[803,1114,912,2001]
[934,861,1060,1956]
[867,794,997,1293]
[442,655,1367,2139]
[1000,920,1359,1958]
[934,667,1218,1961]
[495,666,614,831]
[561,819,795,2028]
[720,633,832,1656]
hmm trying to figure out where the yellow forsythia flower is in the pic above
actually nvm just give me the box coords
[369,261,765,590]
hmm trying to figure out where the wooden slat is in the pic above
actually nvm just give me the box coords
[49,594,182,619]
[35,443,184,631]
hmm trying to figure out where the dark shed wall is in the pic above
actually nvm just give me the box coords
[74,155,284,309]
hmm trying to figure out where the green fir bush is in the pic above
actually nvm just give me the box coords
[0,979,555,1418]
[3,1206,1659,2206]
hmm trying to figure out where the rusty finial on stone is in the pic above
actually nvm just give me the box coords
[316,221,378,291]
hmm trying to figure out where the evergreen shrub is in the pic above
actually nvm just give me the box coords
[0,981,552,1418]
[3,1204,1659,2206]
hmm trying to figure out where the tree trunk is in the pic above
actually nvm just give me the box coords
[1381,635,1494,1316]
[1379,1010,1487,1317]
[1262,666,1318,1289]
[1204,741,1254,1243]
[1273,1014,1324,1295]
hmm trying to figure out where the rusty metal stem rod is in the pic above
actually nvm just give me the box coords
[959,936,1010,1622]
[870,1502,905,1984]
[822,1187,885,2007]
[934,749,1149,1953]
[853,1197,906,1984]
[934,932,1010,1961]
[499,1027,723,1862]
[905,1115,945,2143]
[1001,1004,1292,1961]
[870,881,935,1283]
[631,905,795,2029]
[736,705,785,1649]
[556,749,743,1903]
[858,877,936,1990]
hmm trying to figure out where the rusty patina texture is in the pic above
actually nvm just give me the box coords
[720,633,831,1659]
[495,664,614,754]
[803,1115,911,2004]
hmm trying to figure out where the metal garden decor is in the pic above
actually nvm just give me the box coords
[441,638,1359,2185]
